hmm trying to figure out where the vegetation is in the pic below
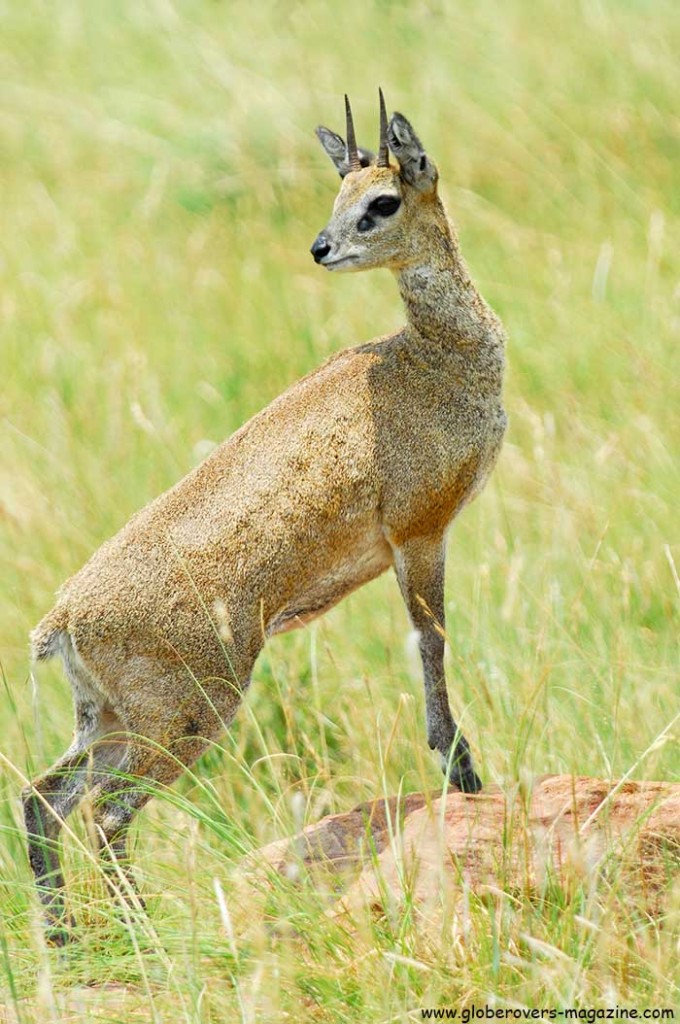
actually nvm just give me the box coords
[1,0,678,1019]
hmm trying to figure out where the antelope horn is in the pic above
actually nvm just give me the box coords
[377,87,389,168]
[344,94,362,172]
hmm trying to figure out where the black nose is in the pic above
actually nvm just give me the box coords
[310,234,331,263]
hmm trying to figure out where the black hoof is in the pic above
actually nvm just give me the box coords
[440,749,483,794]
[450,766,483,794]
[45,923,77,947]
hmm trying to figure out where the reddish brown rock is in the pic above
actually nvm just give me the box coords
[247,775,680,919]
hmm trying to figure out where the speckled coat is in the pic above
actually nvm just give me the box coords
[25,97,506,944]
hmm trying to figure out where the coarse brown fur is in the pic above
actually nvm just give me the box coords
[24,94,506,943]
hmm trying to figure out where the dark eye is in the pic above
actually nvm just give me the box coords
[368,194,402,217]
[357,215,374,233]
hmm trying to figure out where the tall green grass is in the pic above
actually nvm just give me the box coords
[1,0,678,1019]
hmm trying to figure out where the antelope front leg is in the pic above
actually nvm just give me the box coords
[391,535,482,793]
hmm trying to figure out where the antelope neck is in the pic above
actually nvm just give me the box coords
[396,221,497,351]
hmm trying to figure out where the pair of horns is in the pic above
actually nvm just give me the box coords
[344,88,389,172]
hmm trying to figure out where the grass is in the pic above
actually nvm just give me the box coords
[1,0,678,1019]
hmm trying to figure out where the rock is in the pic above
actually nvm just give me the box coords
[246,775,680,921]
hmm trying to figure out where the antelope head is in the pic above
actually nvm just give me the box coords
[311,90,441,273]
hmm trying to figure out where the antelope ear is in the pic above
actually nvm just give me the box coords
[315,126,375,178]
[387,112,438,192]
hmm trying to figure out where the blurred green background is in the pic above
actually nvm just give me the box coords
[0,0,678,1018]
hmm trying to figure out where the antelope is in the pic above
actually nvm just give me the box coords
[24,91,507,943]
